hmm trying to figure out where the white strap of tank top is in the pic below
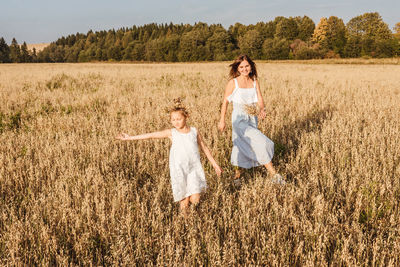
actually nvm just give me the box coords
[234,78,239,88]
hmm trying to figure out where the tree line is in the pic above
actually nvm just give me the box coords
[1,12,400,63]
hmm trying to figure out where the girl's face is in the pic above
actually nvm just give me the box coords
[238,60,251,77]
[170,111,187,130]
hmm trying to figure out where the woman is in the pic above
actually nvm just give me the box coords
[218,54,285,185]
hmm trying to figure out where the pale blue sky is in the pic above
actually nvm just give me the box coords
[1,0,399,44]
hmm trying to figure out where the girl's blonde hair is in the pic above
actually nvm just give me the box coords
[166,98,189,118]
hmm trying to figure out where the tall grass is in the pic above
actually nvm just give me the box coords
[0,62,399,265]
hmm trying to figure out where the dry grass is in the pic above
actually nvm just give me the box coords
[0,62,400,265]
[265,57,400,65]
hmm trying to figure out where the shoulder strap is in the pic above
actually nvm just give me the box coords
[253,79,256,88]
[234,78,239,89]
[191,127,197,136]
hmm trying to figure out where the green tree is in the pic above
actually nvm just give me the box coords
[394,22,400,40]
[228,23,248,44]
[255,22,275,40]
[275,17,299,40]
[9,38,21,63]
[374,38,399,57]
[145,38,165,61]
[0,37,11,63]
[31,48,38,62]
[178,30,207,61]
[163,33,180,62]
[121,31,134,49]
[346,12,394,57]
[20,42,31,62]
[206,29,234,61]
[313,16,347,56]
[262,38,290,60]
[131,41,145,61]
[50,44,66,62]
[343,36,362,58]
[238,30,263,59]
[295,16,315,41]
[326,16,347,55]
[347,12,392,40]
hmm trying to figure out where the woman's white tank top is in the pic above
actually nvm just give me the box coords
[226,78,258,104]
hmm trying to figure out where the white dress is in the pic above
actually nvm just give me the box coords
[169,127,207,202]
[227,78,274,168]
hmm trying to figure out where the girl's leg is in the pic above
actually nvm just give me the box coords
[234,168,241,179]
[180,197,190,217]
[232,166,242,186]
[232,165,242,179]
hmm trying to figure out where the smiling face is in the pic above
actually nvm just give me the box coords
[238,60,251,77]
[170,111,187,130]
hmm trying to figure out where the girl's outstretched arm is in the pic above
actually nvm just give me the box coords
[197,132,223,176]
[116,129,171,141]
[218,79,235,132]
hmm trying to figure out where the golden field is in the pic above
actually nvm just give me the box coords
[0,62,400,265]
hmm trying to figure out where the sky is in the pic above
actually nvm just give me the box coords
[1,0,399,44]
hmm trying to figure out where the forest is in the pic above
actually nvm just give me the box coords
[1,12,400,63]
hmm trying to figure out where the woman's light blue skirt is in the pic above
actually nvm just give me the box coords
[231,104,274,169]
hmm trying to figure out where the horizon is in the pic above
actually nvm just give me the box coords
[1,0,399,44]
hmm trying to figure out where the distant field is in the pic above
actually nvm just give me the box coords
[0,62,399,265]
[26,43,49,52]
[266,57,400,65]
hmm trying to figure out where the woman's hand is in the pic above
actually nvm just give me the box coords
[218,120,226,132]
[116,133,131,141]
[258,109,266,120]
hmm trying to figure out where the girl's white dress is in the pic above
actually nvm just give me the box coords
[227,78,274,168]
[169,127,207,202]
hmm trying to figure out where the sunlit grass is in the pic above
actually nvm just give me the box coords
[0,62,399,265]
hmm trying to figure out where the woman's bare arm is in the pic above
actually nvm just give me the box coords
[218,79,235,131]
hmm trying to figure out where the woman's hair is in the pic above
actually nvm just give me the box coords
[229,54,258,80]
[166,97,189,118]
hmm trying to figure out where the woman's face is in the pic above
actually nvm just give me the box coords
[238,60,251,77]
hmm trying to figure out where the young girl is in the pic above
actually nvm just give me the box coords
[218,54,285,185]
[116,98,222,215]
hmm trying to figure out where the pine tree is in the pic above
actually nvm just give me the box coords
[20,42,31,62]
[9,38,21,63]
[0,37,11,63]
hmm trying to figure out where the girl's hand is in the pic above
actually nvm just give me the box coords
[213,164,223,176]
[258,109,266,120]
[218,120,225,132]
[116,133,131,141]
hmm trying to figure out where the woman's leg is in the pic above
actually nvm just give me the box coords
[265,161,286,184]
[264,161,277,176]
[189,193,201,205]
